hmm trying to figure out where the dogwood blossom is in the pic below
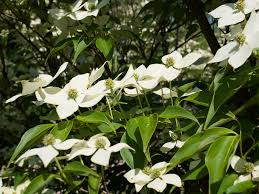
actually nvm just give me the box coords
[230,155,259,184]
[160,140,184,153]
[50,0,109,21]
[209,0,259,28]
[15,134,81,167]
[162,51,201,69]
[153,87,178,99]
[160,131,184,153]
[124,162,182,192]
[5,62,67,103]
[0,180,30,194]
[209,11,259,69]
[36,64,105,119]
[68,133,133,166]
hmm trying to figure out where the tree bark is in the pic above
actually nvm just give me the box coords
[187,0,220,54]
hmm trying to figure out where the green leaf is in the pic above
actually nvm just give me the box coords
[126,114,157,152]
[183,163,208,181]
[120,132,147,169]
[64,161,99,177]
[77,111,110,124]
[88,174,101,194]
[205,135,240,194]
[97,122,123,133]
[77,111,116,133]
[51,121,73,141]
[217,174,239,194]
[226,180,257,194]
[169,127,236,169]
[95,37,113,58]
[159,106,199,124]
[8,124,55,167]
[73,39,92,63]
[205,66,257,128]
[23,174,56,194]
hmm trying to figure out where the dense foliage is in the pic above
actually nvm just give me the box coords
[0,0,259,193]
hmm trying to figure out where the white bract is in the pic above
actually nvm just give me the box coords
[160,140,184,153]
[5,62,68,103]
[68,133,133,166]
[36,64,105,119]
[15,135,81,167]
[0,180,30,194]
[209,11,259,69]
[209,0,259,28]
[153,87,178,99]
[231,155,259,184]
[49,0,109,21]
[124,162,182,192]
[160,51,200,82]
[123,65,160,91]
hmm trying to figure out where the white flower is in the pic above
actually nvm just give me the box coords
[231,155,259,184]
[124,162,182,193]
[122,65,161,94]
[209,0,259,28]
[15,135,81,167]
[160,131,184,153]
[36,64,105,119]
[162,51,201,69]
[5,62,68,103]
[0,180,30,194]
[209,11,259,69]
[160,140,184,153]
[153,87,178,99]
[50,0,110,21]
[68,133,134,166]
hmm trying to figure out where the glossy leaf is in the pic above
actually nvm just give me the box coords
[64,161,99,177]
[226,180,257,194]
[120,132,146,169]
[95,37,113,58]
[217,174,239,194]
[205,66,257,128]
[169,127,236,169]
[126,114,157,152]
[51,120,73,141]
[73,39,92,63]
[205,135,240,194]
[23,174,56,194]
[159,106,199,124]
[8,124,55,166]
[88,174,101,194]
[183,163,208,181]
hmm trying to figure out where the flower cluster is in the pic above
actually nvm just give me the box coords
[209,2,259,68]
[6,50,201,119]
[15,133,133,167]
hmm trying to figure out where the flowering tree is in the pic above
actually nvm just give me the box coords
[0,0,259,193]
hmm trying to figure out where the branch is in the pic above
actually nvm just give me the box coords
[187,0,220,54]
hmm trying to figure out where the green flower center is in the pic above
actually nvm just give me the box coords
[133,73,139,81]
[143,166,165,179]
[68,89,78,99]
[243,162,254,173]
[42,134,55,145]
[235,0,245,11]
[105,78,114,90]
[87,2,96,11]
[143,166,152,175]
[95,137,107,148]
[165,57,175,67]
[235,33,246,45]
